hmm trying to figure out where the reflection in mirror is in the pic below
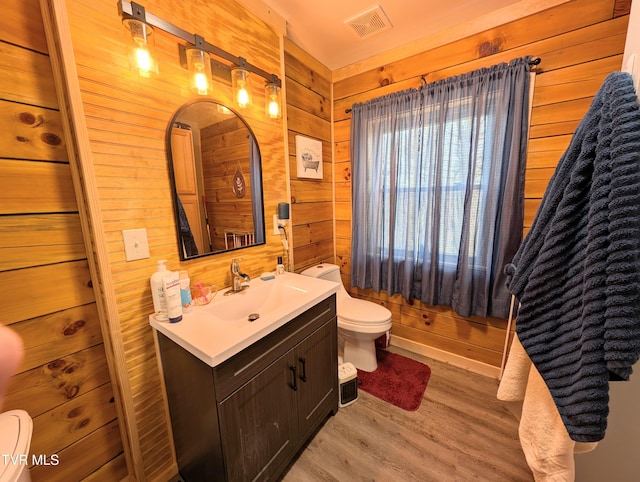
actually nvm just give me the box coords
[167,99,265,259]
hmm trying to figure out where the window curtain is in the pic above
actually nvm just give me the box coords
[350,57,531,319]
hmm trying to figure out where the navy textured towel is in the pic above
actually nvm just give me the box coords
[506,72,640,442]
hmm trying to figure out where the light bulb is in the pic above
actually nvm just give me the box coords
[268,98,279,117]
[186,48,212,95]
[265,82,281,119]
[123,19,158,78]
[194,72,209,95]
[232,68,252,108]
[237,85,250,107]
[135,47,153,74]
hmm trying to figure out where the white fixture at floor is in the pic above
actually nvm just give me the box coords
[0,410,33,482]
[338,362,358,407]
[301,263,392,371]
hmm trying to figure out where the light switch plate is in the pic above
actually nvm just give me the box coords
[122,228,150,261]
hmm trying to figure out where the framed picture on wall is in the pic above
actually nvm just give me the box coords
[295,135,323,180]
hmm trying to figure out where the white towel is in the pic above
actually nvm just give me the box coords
[497,335,597,481]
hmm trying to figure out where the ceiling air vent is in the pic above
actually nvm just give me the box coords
[344,5,392,40]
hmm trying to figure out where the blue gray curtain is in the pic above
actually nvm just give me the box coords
[350,57,531,318]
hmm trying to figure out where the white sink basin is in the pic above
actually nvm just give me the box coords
[150,272,339,367]
[208,278,299,322]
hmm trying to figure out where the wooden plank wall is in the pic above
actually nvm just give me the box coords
[56,0,288,479]
[283,38,334,272]
[332,0,631,367]
[7,0,629,479]
[0,0,126,480]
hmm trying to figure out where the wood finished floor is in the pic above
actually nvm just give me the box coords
[281,346,534,481]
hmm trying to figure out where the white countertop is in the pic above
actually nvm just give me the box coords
[150,272,339,367]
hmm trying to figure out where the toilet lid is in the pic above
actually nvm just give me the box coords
[0,410,33,479]
[339,297,391,324]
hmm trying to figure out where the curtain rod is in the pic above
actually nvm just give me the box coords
[344,57,541,114]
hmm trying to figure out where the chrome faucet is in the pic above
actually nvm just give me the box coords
[228,258,250,293]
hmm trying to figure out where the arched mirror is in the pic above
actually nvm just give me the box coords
[167,99,265,259]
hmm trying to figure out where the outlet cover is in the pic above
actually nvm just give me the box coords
[273,214,288,235]
[122,228,150,261]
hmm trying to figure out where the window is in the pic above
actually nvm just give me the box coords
[350,58,531,318]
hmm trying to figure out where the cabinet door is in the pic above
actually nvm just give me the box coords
[218,353,298,482]
[295,319,338,439]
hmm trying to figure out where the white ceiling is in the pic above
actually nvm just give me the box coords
[259,0,522,70]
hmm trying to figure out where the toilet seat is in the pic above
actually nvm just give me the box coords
[0,410,33,482]
[340,297,390,323]
[338,298,392,333]
[338,318,391,334]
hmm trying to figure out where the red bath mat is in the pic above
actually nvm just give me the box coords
[356,349,431,411]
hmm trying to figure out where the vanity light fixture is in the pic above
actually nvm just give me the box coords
[121,4,158,78]
[186,35,212,95]
[265,78,282,119]
[232,64,252,108]
[118,0,282,116]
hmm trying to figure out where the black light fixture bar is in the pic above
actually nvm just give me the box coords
[118,0,281,87]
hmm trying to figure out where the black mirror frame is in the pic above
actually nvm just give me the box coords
[165,98,266,260]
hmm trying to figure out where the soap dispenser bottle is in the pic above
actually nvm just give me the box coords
[150,260,169,320]
[276,256,285,275]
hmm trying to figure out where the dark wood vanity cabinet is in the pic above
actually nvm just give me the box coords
[157,295,338,482]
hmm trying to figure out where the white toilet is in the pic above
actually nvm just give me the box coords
[0,410,33,482]
[301,263,392,372]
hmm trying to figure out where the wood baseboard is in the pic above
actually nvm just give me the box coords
[390,335,500,380]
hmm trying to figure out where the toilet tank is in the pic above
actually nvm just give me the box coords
[301,263,341,283]
[301,264,349,299]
